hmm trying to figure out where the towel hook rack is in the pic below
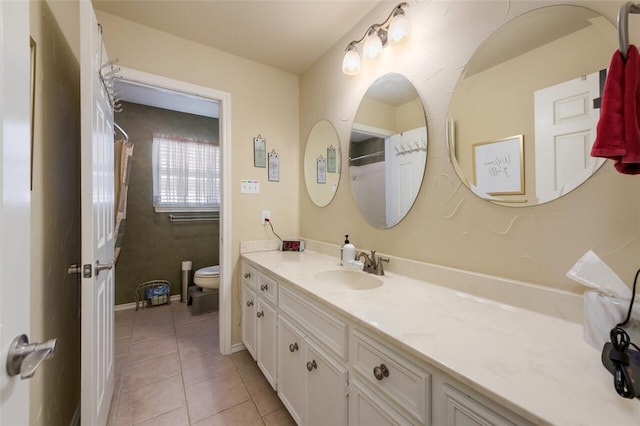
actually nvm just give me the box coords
[618,2,640,60]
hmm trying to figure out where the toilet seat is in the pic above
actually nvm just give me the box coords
[194,265,220,290]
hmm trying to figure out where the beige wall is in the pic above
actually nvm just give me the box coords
[95,11,300,345]
[299,0,640,294]
[30,1,82,424]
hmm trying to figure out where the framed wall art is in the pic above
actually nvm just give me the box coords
[473,135,524,196]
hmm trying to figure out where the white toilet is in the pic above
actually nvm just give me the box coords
[193,265,220,292]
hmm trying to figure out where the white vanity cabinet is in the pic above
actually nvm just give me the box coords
[278,284,349,426]
[241,257,534,426]
[241,263,278,389]
[350,328,432,425]
[438,383,532,426]
[241,263,258,358]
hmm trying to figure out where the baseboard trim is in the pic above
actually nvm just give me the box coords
[114,294,182,311]
[231,342,246,353]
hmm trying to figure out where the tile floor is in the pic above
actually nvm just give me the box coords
[109,301,296,425]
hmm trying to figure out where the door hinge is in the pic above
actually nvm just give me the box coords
[83,264,92,278]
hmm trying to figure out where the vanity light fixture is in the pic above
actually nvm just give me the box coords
[342,2,411,75]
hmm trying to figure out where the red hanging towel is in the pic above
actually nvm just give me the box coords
[616,45,640,174]
[591,49,626,159]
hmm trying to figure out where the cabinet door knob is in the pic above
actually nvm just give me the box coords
[373,364,390,381]
[246,300,253,307]
[260,283,269,291]
[244,272,252,279]
[306,360,318,371]
[289,342,299,352]
[257,311,264,318]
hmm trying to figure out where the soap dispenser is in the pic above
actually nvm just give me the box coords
[342,235,356,265]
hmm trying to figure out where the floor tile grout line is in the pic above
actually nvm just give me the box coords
[115,305,281,426]
[173,305,195,426]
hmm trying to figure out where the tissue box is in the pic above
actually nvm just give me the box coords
[584,291,640,350]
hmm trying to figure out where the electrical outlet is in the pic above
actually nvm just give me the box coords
[261,210,271,224]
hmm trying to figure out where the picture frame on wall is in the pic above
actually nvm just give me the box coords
[317,155,326,184]
[268,149,279,182]
[253,135,266,168]
[327,145,336,173]
[472,135,524,196]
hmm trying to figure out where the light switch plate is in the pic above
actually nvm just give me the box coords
[241,179,260,194]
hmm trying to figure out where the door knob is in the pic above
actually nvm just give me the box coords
[95,259,115,276]
[6,334,57,379]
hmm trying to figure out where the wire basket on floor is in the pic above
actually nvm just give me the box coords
[134,280,171,311]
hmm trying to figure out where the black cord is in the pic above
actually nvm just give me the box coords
[617,268,639,328]
[609,268,640,398]
[265,219,282,242]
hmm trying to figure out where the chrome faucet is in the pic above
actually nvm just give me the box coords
[356,250,389,276]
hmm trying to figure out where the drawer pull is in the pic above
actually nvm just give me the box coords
[244,272,252,279]
[260,283,269,291]
[257,311,264,318]
[246,300,254,307]
[306,360,318,371]
[373,364,390,381]
[289,342,299,352]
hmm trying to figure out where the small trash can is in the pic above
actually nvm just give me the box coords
[181,261,192,303]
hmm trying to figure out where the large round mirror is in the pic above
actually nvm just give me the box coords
[304,120,341,207]
[447,5,615,206]
[350,73,427,228]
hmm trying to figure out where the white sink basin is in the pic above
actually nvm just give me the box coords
[315,269,383,290]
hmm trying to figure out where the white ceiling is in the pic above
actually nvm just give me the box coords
[92,0,382,75]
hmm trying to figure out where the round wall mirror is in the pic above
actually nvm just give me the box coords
[350,73,427,228]
[447,5,615,206]
[304,120,341,207]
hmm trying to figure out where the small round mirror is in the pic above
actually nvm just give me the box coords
[447,5,615,206]
[349,73,427,228]
[304,120,341,207]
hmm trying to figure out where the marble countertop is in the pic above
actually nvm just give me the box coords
[241,249,640,426]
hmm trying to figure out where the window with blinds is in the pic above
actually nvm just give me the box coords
[152,134,220,212]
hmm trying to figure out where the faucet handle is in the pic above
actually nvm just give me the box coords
[376,256,389,275]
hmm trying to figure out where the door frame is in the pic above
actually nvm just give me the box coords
[116,67,233,354]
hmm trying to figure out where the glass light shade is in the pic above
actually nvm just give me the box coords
[362,31,383,61]
[342,49,361,75]
[388,13,411,44]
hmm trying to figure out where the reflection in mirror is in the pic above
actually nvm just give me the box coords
[447,5,615,206]
[304,120,341,207]
[350,73,427,228]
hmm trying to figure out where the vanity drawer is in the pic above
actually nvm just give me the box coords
[242,263,258,289]
[257,273,278,306]
[351,328,431,424]
[279,284,348,360]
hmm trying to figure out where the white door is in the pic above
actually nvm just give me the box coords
[0,0,31,423]
[80,1,116,424]
[385,128,427,227]
[534,71,604,204]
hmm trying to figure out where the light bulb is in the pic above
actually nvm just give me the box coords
[342,48,361,75]
[388,12,410,44]
[362,29,383,61]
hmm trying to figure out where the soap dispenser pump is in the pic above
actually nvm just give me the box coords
[342,235,356,265]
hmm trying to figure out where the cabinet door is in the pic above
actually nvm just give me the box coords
[277,315,305,425]
[443,385,515,426]
[241,284,257,359]
[304,339,348,426]
[257,298,278,389]
[350,379,414,426]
